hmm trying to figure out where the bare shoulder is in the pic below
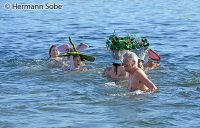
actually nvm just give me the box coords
[135,68,144,74]
[135,68,148,78]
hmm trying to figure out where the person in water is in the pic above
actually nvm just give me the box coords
[135,38,160,70]
[123,51,157,92]
[103,50,129,79]
[136,50,160,70]
[49,43,88,58]
[103,61,129,79]
[49,45,70,68]
[66,55,86,71]
[49,43,90,71]
[49,45,60,59]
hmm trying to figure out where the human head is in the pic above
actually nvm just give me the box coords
[49,45,59,58]
[69,55,82,71]
[123,51,139,72]
[138,59,144,70]
[73,56,81,69]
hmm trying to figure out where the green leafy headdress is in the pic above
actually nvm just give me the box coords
[59,37,95,62]
[106,33,150,51]
[106,33,151,63]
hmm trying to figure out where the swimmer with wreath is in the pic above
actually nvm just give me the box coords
[59,37,95,71]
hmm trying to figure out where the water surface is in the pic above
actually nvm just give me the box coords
[0,0,200,127]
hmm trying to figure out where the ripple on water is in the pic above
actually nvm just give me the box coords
[1,0,200,127]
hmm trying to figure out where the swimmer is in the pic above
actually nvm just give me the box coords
[49,45,62,61]
[103,61,129,80]
[123,51,157,92]
[49,45,69,68]
[134,37,160,70]
[49,45,60,59]
[65,55,87,71]
[49,41,89,61]
[103,50,129,79]
[49,36,94,71]
[136,49,160,70]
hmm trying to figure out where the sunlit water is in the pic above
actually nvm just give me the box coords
[0,0,200,127]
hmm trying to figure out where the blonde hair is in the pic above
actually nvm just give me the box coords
[123,51,139,63]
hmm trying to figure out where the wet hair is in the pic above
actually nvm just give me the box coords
[49,45,56,58]
[112,62,122,75]
[123,51,138,63]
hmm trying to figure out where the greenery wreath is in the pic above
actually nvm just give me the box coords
[106,33,150,51]
[59,37,95,62]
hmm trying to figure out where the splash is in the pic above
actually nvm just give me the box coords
[111,90,146,96]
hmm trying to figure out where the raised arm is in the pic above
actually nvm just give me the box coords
[136,69,158,92]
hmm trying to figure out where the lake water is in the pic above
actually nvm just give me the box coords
[0,0,200,127]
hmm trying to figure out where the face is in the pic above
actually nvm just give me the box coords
[123,56,135,72]
[50,47,59,58]
[74,56,81,68]
[138,61,144,70]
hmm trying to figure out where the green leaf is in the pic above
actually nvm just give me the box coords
[80,54,95,62]
[69,36,77,52]
[59,52,95,62]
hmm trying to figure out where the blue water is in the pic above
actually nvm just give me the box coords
[1,0,200,127]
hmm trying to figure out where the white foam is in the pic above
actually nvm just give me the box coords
[108,90,149,97]
[105,82,116,86]
[105,82,122,88]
